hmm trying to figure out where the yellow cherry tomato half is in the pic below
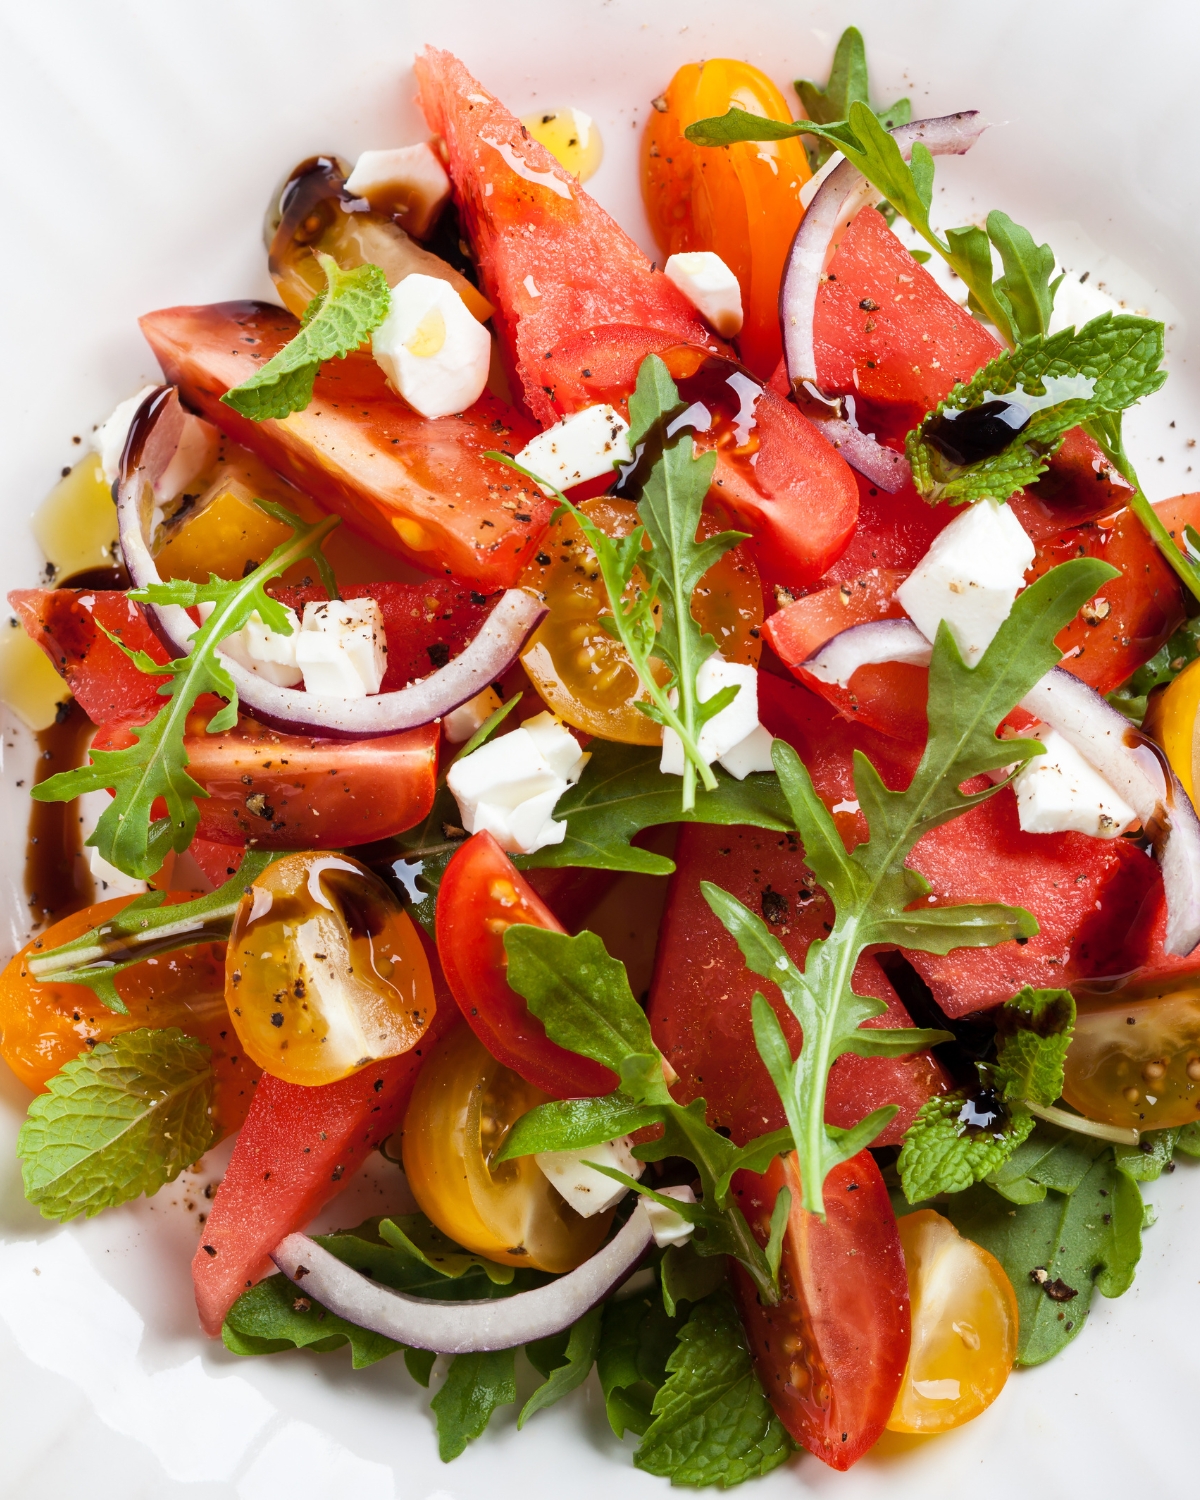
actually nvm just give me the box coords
[1063,986,1200,1130]
[225,851,435,1087]
[1153,654,1200,805]
[401,1022,611,1273]
[0,896,258,1138]
[642,59,811,378]
[520,496,763,743]
[888,1210,1019,1434]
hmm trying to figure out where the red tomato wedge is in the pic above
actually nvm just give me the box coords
[192,933,459,1336]
[10,588,168,725]
[648,821,949,1146]
[764,568,907,667]
[414,49,715,428]
[732,1152,910,1470]
[436,830,617,1099]
[140,301,550,589]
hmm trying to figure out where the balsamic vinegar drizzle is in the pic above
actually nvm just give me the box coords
[923,398,1032,467]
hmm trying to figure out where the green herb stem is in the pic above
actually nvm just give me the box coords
[1022,1099,1139,1146]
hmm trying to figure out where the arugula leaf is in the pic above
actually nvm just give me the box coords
[907,315,1167,503]
[375,1213,514,1285]
[598,1285,684,1438]
[23,851,281,1013]
[222,1274,402,1368]
[984,1121,1110,1204]
[496,1093,662,1164]
[945,1147,1144,1364]
[794,25,910,167]
[1109,617,1200,722]
[661,1241,729,1318]
[221,255,391,421]
[431,1349,517,1461]
[634,1289,793,1487]
[32,504,340,880]
[703,557,1115,1216]
[18,1028,214,1220]
[520,1302,603,1427]
[1113,1128,1178,1182]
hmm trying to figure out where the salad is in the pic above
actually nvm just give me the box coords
[3,24,1200,1484]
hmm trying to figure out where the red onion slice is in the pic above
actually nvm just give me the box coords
[803,618,931,687]
[116,387,546,740]
[271,1200,657,1353]
[780,112,989,389]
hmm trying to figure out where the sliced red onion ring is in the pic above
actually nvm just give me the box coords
[271,1200,657,1353]
[116,387,546,740]
[1022,668,1200,955]
[802,618,931,687]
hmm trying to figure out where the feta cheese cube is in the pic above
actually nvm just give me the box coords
[92,387,216,498]
[344,143,451,238]
[295,598,387,697]
[896,500,1035,665]
[446,711,587,855]
[717,722,776,780]
[644,1184,697,1248]
[660,657,762,775]
[92,386,156,484]
[443,685,503,744]
[372,273,491,420]
[1012,726,1137,838]
[219,605,303,688]
[514,405,632,497]
[521,710,589,782]
[664,252,744,338]
[535,1136,644,1217]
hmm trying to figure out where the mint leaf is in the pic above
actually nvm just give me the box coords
[222,1275,402,1368]
[18,1028,214,1220]
[431,1349,517,1461]
[634,1289,793,1486]
[993,986,1075,1105]
[32,505,339,879]
[24,851,281,1012]
[496,1092,662,1163]
[222,255,391,421]
[703,556,1116,1217]
[598,1284,683,1438]
[795,25,910,167]
[907,314,1167,503]
[898,1088,1036,1203]
[520,1303,603,1427]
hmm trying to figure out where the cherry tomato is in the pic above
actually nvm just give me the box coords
[226,851,435,1086]
[401,1020,610,1272]
[731,1152,911,1470]
[520,496,762,743]
[0,896,258,1137]
[1063,987,1200,1130]
[888,1210,1018,1434]
[436,831,617,1099]
[1154,657,1200,804]
[642,60,812,379]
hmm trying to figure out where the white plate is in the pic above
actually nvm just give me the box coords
[1,1,1199,1495]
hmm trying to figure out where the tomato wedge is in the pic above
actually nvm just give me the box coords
[192,931,458,1336]
[731,1152,910,1470]
[436,830,617,1098]
[140,300,550,589]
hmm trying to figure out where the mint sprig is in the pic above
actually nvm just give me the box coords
[221,254,391,421]
[795,25,910,168]
[32,502,340,880]
[18,1027,214,1220]
[907,314,1167,503]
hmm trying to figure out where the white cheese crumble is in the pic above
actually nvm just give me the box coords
[92,388,217,498]
[660,657,774,779]
[344,143,451,237]
[896,500,1035,665]
[446,710,589,855]
[663,251,744,338]
[294,598,388,697]
[514,404,632,496]
[1012,726,1137,839]
[443,685,503,744]
[644,1184,697,1248]
[372,273,491,419]
[219,604,303,688]
[535,1136,643,1217]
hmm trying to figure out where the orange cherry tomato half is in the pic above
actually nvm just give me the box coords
[888,1210,1018,1433]
[0,896,258,1138]
[401,1020,611,1272]
[642,60,812,379]
[1063,986,1200,1131]
[436,831,617,1099]
[226,851,435,1086]
[731,1151,911,1471]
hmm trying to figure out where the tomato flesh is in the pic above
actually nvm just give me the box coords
[1063,986,1200,1130]
[436,830,617,1098]
[732,1152,910,1470]
[140,300,550,589]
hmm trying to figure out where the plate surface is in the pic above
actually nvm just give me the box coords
[1,1,1198,1496]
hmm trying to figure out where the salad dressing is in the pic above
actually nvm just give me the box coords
[25,698,96,930]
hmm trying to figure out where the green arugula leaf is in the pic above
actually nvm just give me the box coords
[987,211,1062,341]
[18,1028,214,1220]
[221,255,391,420]
[1109,616,1200,722]
[375,1214,515,1285]
[520,1302,603,1427]
[598,1284,684,1438]
[945,1147,1144,1364]
[795,25,910,167]
[634,1289,794,1487]
[661,1241,729,1318]
[496,1093,662,1163]
[431,1348,517,1461]
[32,504,340,880]
[984,1121,1109,1203]
[312,1215,526,1300]
[222,1274,402,1368]
[1113,1128,1178,1181]
[703,557,1116,1217]
[1175,1121,1200,1157]
[907,315,1167,503]
[23,851,281,1012]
